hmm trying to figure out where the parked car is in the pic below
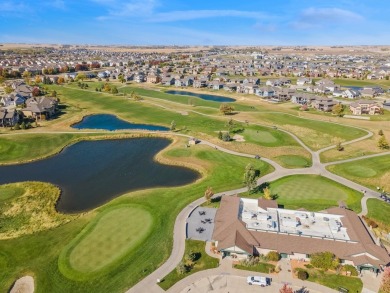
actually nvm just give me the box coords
[246,276,271,286]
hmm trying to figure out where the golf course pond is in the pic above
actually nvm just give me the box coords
[0,138,200,213]
[72,114,169,131]
[165,90,236,102]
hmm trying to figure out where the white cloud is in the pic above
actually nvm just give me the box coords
[292,7,364,29]
[94,0,158,20]
[148,10,268,22]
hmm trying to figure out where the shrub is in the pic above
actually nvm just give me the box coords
[342,264,358,276]
[266,251,281,262]
[176,261,187,275]
[297,270,309,280]
[310,251,339,271]
[304,264,313,269]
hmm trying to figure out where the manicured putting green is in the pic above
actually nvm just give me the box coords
[344,165,377,178]
[268,175,362,212]
[242,127,298,147]
[276,155,311,168]
[65,206,153,273]
[0,185,25,202]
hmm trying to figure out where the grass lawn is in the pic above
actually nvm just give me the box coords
[158,240,219,290]
[327,155,390,192]
[234,262,275,274]
[367,199,390,231]
[254,175,362,212]
[308,270,363,293]
[275,155,311,168]
[333,78,390,89]
[59,205,153,278]
[0,134,80,164]
[0,137,271,292]
[0,184,24,202]
[249,112,367,150]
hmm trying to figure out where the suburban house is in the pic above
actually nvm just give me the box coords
[161,77,175,86]
[146,74,161,84]
[193,79,208,88]
[297,77,312,86]
[255,87,275,98]
[22,96,59,120]
[349,100,382,115]
[312,97,338,112]
[359,87,384,98]
[0,108,19,127]
[291,93,316,105]
[212,196,390,274]
[343,89,361,99]
[0,93,25,107]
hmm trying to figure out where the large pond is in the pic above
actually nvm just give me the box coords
[0,138,199,213]
[165,90,236,103]
[72,114,169,131]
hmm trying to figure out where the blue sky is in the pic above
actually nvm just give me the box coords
[1,0,389,45]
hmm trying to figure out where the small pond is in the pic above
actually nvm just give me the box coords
[165,90,236,103]
[0,138,199,213]
[72,114,169,131]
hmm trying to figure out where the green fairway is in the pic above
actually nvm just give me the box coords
[333,78,390,89]
[60,206,153,276]
[0,134,80,164]
[0,138,273,292]
[250,112,367,150]
[367,199,390,231]
[263,175,362,212]
[327,155,390,191]
[275,155,311,168]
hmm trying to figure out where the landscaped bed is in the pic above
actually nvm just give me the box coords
[158,240,219,290]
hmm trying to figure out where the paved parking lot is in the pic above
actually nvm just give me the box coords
[179,275,315,293]
[186,207,217,241]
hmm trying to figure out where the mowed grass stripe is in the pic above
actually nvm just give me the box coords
[60,206,153,276]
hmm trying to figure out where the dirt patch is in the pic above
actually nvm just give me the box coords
[10,276,34,293]
[232,134,245,142]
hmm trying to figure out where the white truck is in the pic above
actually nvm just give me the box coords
[246,276,270,287]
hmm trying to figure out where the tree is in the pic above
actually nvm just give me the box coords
[310,251,340,271]
[4,86,13,94]
[380,267,390,293]
[170,120,176,131]
[244,164,260,193]
[35,76,42,83]
[218,131,223,140]
[32,87,41,97]
[279,284,293,293]
[103,83,111,92]
[204,187,214,203]
[57,77,65,84]
[221,132,231,142]
[131,91,142,101]
[111,86,118,94]
[118,75,126,83]
[51,90,57,97]
[297,270,309,280]
[263,187,272,200]
[378,136,390,150]
[219,103,235,115]
[225,118,235,132]
[379,129,384,136]
[336,142,344,151]
[76,73,87,81]
[332,103,344,116]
